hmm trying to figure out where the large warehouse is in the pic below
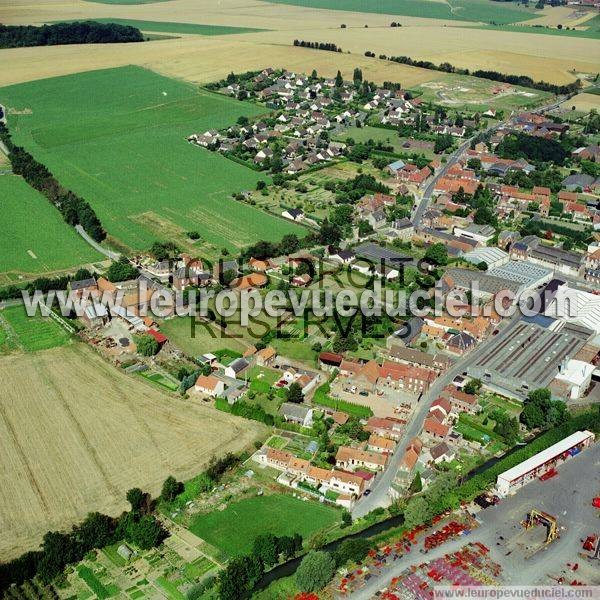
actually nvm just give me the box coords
[496,430,595,497]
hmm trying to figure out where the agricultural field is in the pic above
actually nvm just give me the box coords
[0,175,101,284]
[0,305,71,353]
[188,493,340,556]
[56,18,266,36]
[0,344,265,560]
[415,74,551,111]
[0,66,303,255]
[264,0,541,24]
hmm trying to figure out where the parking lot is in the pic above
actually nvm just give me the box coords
[330,381,419,417]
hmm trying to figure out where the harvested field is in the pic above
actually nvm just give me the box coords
[559,92,600,113]
[0,344,265,560]
[2,0,596,86]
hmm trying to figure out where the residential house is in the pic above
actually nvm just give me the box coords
[367,434,395,455]
[365,416,405,441]
[195,375,226,397]
[335,446,387,471]
[224,357,250,379]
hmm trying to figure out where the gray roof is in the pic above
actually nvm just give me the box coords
[70,278,96,291]
[280,402,311,420]
[354,243,412,264]
[444,268,522,296]
[228,357,249,373]
[562,173,596,189]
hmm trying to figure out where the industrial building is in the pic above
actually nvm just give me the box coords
[467,320,592,399]
[496,430,595,496]
[463,247,509,269]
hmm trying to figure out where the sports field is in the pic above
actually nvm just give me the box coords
[264,0,540,24]
[188,494,339,556]
[0,175,101,283]
[0,344,265,560]
[56,18,266,36]
[0,305,71,353]
[0,66,303,254]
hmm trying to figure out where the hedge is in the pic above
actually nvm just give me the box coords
[312,383,373,419]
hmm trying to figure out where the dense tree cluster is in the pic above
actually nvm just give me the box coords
[0,22,144,49]
[0,124,105,242]
[0,268,93,301]
[105,256,139,282]
[218,533,303,599]
[241,233,306,261]
[497,132,568,165]
[293,40,342,52]
[520,388,569,430]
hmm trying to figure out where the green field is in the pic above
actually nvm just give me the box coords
[0,66,303,255]
[264,0,539,24]
[55,18,266,36]
[188,494,339,556]
[77,565,118,599]
[0,175,101,280]
[0,305,71,353]
[159,316,248,356]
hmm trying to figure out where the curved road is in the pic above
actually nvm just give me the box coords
[75,225,120,261]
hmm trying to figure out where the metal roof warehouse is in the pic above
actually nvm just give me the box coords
[496,430,594,496]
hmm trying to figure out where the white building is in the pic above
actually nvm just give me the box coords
[496,430,595,496]
[555,359,595,399]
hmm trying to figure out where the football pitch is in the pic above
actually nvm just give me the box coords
[0,66,303,255]
[0,175,101,282]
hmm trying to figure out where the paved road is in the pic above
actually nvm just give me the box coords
[352,313,523,518]
[348,440,600,599]
[75,225,120,261]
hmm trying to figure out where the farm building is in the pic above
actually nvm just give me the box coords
[496,430,595,497]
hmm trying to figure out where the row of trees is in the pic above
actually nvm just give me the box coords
[0,22,144,49]
[385,55,581,96]
[293,40,342,53]
[0,267,93,301]
[0,124,105,242]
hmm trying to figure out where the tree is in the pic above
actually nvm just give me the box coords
[463,378,482,395]
[333,538,370,567]
[403,496,431,529]
[161,475,183,502]
[218,555,263,600]
[335,70,343,87]
[520,388,568,430]
[124,515,166,550]
[409,471,422,494]
[253,534,279,567]
[277,533,302,559]
[341,510,352,528]
[126,488,145,513]
[105,256,138,283]
[424,243,448,266]
[318,218,342,246]
[135,334,159,357]
[295,551,336,593]
[286,382,304,404]
[222,268,237,287]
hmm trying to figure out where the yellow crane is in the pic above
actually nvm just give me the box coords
[523,509,558,544]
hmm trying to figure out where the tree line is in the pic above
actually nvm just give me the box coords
[293,40,342,53]
[0,22,144,49]
[0,123,105,242]
[384,55,580,96]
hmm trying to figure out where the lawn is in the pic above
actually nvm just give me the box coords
[0,175,101,280]
[0,305,71,353]
[248,365,281,393]
[155,576,185,600]
[188,494,339,556]
[139,370,179,391]
[335,126,435,159]
[266,435,288,449]
[159,316,247,356]
[56,18,266,36]
[0,66,303,255]
[263,0,540,24]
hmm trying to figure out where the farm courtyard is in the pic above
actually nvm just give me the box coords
[0,343,265,561]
